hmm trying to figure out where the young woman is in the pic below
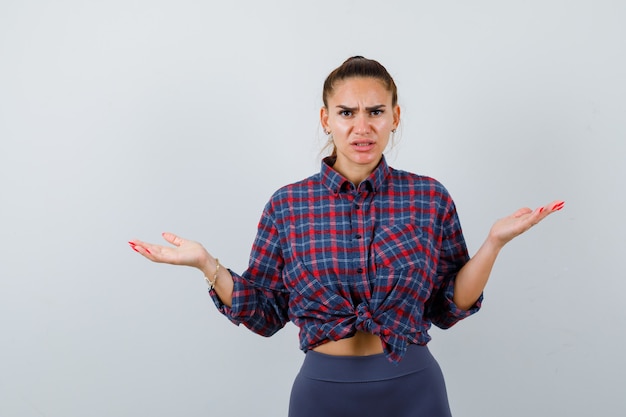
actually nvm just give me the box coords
[129,56,564,417]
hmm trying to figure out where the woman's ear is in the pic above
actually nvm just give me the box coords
[320,106,330,133]
[393,105,401,130]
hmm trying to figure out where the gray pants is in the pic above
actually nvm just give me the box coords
[289,344,453,417]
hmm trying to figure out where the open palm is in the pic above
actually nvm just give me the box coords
[129,232,210,269]
[489,200,564,248]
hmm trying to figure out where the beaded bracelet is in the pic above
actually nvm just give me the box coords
[205,258,220,290]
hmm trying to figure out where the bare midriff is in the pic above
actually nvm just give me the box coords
[312,331,384,356]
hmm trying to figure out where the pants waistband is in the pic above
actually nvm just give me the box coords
[299,344,436,382]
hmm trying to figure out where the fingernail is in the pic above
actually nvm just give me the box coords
[551,201,565,211]
[128,241,136,246]
[145,248,152,254]
[539,207,545,213]
[130,245,139,253]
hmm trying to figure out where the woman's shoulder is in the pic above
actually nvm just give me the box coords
[274,172,321,195]
[387,166,450,195]
[263,172,323,211]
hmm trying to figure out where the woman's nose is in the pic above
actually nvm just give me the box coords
[353,113,370,133]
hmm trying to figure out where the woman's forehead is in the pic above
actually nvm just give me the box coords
[327,77,392,104]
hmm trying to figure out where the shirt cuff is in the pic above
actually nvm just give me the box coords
[444,282,483,319]
[428,279,484,330]
[208,269,242,325]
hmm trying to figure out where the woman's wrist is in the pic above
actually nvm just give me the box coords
[201,256,234,307]
[485,224,512,253]
[199,256,218,279]
[203,258,219,289]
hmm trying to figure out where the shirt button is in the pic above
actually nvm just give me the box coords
[354,204,360,210]
[356,268,364,273]
[355,234,362,239]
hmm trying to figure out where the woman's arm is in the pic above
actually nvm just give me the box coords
[129,232,234,307]
[452,200,564,310]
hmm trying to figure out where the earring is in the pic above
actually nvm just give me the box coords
[324,130,331,135]
[391,129,396,133]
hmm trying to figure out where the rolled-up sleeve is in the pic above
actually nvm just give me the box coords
[427,274,482,329]
[426,198,482,329]
[209,202,290,337]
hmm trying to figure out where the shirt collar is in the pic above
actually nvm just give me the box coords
[320,156,390,195]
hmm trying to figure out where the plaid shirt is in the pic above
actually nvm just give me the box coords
[211,156,481,363]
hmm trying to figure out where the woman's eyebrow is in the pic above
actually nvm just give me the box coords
[335,104,387,111]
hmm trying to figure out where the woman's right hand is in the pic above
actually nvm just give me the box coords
[129,232,212,271]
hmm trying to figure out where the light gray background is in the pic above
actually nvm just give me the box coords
[1,1,624,416]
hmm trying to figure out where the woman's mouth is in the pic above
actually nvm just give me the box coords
[351,141,375,151]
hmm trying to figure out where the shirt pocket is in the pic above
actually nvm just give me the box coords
[371,224,437,332]
[372,223,437,274]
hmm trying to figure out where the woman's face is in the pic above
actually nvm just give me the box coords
[321,77,400,184]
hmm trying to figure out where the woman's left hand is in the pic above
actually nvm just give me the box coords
[452,200,565,309]
[488,200,564,249]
